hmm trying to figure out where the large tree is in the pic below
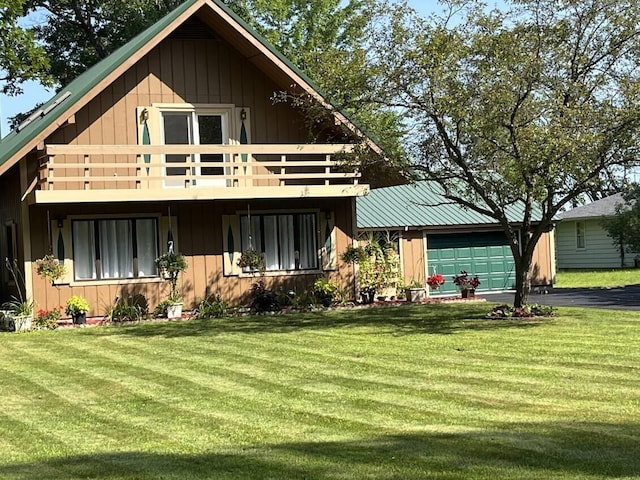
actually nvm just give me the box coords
[371,0,640,306]
[0,0,51,94]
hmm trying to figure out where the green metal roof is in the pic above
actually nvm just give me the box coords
[357,182,543,229]
[0,0,366,171]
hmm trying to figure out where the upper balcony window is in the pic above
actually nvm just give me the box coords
[161,109,230,188]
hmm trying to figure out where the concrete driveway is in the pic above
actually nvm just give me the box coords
[482,285,640,310]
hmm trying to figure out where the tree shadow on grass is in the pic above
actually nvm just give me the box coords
[86,303,548,338]
[1,422,638,479]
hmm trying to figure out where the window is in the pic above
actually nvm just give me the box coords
[161,110,229,188]
[576,221,585,249]
[72,218,158,280]
[240,213,318,271]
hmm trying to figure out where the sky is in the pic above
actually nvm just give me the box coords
[0,0,435,138]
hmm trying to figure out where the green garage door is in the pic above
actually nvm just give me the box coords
[427,232,516,294]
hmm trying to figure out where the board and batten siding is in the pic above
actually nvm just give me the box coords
[43,36,310,174]
[556,219,639,269]
[29,197,356,317]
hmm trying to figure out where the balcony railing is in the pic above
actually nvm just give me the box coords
[41,144,361,192]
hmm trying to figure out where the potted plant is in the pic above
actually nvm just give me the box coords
[427,273,446,294]
[237,249,265,273]
[65,295,90,324]
[452,271,481,298]
[155,252,188,319]
[313,277,340,307]
[35,254,66,284]
[2,297,34,332]
[2,258,33,332]
[405,279,426,303]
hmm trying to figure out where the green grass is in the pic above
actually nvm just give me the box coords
[1,303,640,479]
[556,268,640,288]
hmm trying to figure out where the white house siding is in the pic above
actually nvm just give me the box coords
[556,219,639,269]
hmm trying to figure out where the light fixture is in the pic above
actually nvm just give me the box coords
[240,109,247,120]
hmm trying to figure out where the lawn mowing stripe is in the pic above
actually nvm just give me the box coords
[70,324,640,422]
[18,337,396,439]
[51,334,640,428]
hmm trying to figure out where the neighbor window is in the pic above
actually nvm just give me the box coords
[72,218,159,280]
[575,221,585,249]
[240,213,318,271]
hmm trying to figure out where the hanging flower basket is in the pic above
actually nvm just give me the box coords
[237,249,265,273]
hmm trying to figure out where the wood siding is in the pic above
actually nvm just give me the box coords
[556,219,639,269]
[45,37,309,163]
[30,197,357,317]
[400,231,426,286]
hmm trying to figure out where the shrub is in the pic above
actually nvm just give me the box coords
[249,280,280,313]
[194,295,227,319]
[108,296,148,322]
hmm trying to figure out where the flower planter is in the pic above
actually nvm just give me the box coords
[6,314,33,332]
[406,287,426,303]
[167,302,183,319]
[72,312,87,324]
[461,289,475,299]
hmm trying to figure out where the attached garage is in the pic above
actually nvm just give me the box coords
[357,182,556,294]
[426,232,516,294]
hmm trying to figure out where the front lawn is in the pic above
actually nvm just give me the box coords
[555,268,640,288]
[1,303,639,479]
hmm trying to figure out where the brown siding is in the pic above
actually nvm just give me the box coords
[30,197,357,317]
[400,231,426,286]
[47,37,307,153]
[532,230,554,286]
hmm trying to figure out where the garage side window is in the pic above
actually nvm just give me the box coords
[72,218,159,280]
[575,221,585,249]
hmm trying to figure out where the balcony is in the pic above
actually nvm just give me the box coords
[32,144,368,204]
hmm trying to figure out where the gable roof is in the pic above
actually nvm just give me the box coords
[560,193,626,220]
[357,182,544,229]
[0,0,376,177]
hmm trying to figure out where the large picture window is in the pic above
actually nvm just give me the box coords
[72,218,159,280]
[240,213,318,272]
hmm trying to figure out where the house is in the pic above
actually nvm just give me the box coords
[356,182,556,295]
[0,0,377,317]
[556,193,639,269]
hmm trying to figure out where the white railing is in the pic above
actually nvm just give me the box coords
[42,144,360,191]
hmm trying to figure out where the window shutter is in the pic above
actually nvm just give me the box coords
[319,211,337,271]
[222,215,241,276]
[234,107,251,187]
[136,106,161,188]
[159,216,179,254]
[50,219,72,284]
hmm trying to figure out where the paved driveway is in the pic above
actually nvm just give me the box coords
[482,285,640,310]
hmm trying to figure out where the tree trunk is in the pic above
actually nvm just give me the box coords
[514,256,533,308]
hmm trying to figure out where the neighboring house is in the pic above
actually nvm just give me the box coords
[556,193,639,269]
[357,182,556,294]
[0,0,376,316]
